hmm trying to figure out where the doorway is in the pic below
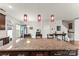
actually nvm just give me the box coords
[20,25,27,38]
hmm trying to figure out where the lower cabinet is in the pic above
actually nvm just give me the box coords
[0,50,78,56]
[3,37,9,45]
[0,37,9,46]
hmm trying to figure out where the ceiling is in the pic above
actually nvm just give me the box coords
[0,3,79,22]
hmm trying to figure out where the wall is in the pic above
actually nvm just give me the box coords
[0,5,73,39]
[62,20,68,33]
[0,31,7,38]
[6,14,21,40]
[22,6,70,38]
[27,19,65,38]
[0,5,71,39]
[24,6,77,39]
[74,19,79,41]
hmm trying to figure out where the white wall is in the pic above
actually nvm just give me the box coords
[62,21,68,33]
[74,19,79,41]
[24,7,69,38]
[27,19,67,38]
[0,5,73,39]
[0,31,7,38]
[16,25,21,38]
[0,5,72,39]
[6,15,21,40]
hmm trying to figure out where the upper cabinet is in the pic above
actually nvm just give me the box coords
[0,13,5,30]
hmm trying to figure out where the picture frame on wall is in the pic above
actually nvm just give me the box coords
[29,26,33,30]
[57,26,61,31]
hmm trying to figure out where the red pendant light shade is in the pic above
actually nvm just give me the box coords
[51,15,55,22]
[38,14,41,22]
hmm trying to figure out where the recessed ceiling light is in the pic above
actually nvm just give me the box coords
[8,5,12,8]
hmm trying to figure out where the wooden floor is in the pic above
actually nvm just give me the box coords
[4,38,79,50]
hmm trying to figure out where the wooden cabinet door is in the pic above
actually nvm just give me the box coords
[0,13,5,30]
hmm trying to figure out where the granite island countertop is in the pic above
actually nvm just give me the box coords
[0,38,78,51]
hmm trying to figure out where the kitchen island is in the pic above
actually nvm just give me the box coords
[0,38,78,56]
